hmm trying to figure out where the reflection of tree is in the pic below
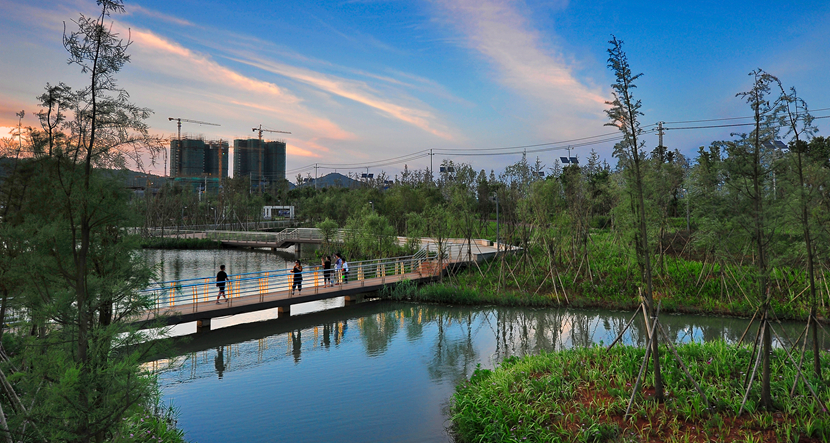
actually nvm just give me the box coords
[426,310,480,386]
[405,307,424,341]
[359,312,400,356]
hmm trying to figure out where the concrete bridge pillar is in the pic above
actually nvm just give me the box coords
[344,294,363,306]
[278,305,291,317]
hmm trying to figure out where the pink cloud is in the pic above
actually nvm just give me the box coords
[432,0,607,135]
[231,56,456,141]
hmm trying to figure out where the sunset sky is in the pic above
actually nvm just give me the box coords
[1,0,829,178]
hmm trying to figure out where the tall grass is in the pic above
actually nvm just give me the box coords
[451,341,830,442]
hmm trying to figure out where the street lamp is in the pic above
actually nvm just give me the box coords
[369,201,374,211]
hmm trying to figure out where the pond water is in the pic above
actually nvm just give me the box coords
[145,250,821,443]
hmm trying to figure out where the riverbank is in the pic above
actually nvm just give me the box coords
[450,341,830,442]
[379,243,829,321]
[139,237,223,249]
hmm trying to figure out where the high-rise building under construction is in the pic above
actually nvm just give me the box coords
[169,138,229,178]
[233,139,286,185]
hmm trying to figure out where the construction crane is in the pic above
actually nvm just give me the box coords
[252,124,291,189]
[168,117,220,178]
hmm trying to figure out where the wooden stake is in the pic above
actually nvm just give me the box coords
[625,313,659,418]
[737,307,760,346]
[738,320,766,416]
[770,324,828,413]
[607,304,644,351]
[657,323,710,409]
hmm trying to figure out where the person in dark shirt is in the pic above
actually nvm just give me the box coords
[291,260,303,295]
[216,265,228,304]
[322,255,332,287]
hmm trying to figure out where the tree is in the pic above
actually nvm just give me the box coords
[775,83,823,382]
[726,69,780,408]
[0,1,161,441]
[605,35,663,400]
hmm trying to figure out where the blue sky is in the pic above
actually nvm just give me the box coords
[1,0,828,178]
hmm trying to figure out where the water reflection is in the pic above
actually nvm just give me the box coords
[142,248,293,283]
[156,302,820,443]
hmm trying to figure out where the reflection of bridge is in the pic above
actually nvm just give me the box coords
[135,236,510,331]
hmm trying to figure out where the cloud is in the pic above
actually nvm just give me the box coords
[431,0,607,136]
[127,4,196,27]
[231,55,456,140]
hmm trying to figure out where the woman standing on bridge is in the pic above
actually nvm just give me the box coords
[291,260,303,295]
[322,255,332,287]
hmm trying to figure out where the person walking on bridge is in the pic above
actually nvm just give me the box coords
[291,260,304,295]
[216,265,228,304]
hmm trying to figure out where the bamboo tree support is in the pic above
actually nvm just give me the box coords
[657,323,711,410]
[737,307,760,346]
[768,324,828,412]
[607,304,645,351]
[625,307,661,418]
[763,308,819,396]
[742,316,764,388]
[0,401,11,443]
[738,320,766,415]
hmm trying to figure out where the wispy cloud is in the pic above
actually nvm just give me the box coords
[431,0,606,136]
[127,4,196,27]
[231,54,455,140]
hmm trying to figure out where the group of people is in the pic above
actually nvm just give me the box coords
[214,254,351,301]
[321,253,349,288]
[290,253,349,295]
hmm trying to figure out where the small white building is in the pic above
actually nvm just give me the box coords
[263,205,294,220]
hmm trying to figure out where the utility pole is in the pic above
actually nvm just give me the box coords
[658,121,665,148]
[314,163,319,189]
[430,148,433,182]
[15,110,24,153]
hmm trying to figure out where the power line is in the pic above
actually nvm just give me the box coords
[283,110,829,175]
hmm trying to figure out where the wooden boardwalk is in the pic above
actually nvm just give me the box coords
[135,265,441,328]
[133,236,507,330]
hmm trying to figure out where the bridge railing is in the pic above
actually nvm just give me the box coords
[140,252,434,314]
[202,228,347,244]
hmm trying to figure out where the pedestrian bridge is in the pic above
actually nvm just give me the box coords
[135,239,508,331]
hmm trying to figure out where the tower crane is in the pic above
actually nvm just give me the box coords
[252,124,291,189]
[168,117,220,178]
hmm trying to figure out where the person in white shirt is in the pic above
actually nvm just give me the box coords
[342,257,350,284]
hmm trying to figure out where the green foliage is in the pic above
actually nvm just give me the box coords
[451,342,830,443]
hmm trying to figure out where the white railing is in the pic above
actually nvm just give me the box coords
[202,228,347,245]
[140,253,433,314]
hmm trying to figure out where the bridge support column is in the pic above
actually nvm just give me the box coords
[196,318,211,333]
[278,305,291,317]
[344,294,363,306]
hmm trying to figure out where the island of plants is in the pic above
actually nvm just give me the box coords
[450,341,830,443]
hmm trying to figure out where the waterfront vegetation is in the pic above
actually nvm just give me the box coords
[2,0,828,441]
[139,237,223,250]
[451,342,830,443]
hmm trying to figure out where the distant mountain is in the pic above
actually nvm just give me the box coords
[291,172,362,189]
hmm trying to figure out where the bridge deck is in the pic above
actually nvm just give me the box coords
[136,269,436,327]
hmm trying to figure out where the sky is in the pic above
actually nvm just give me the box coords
[1,0,829,179]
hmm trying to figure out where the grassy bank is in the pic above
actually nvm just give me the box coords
[138,237,223,250]
[380,228,829,321]
[451,341,830,443]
